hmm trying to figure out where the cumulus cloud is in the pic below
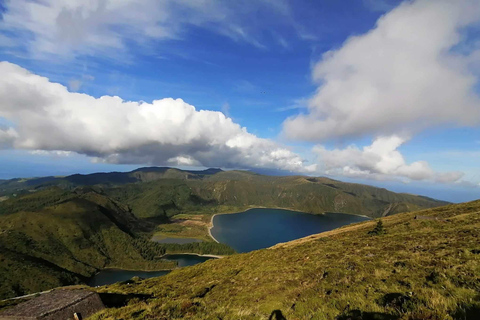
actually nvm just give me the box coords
[284,0,480,141]
[0,127,18,149]
[314,135,464,183]
[0,62,311,172]
[0,0,292,59]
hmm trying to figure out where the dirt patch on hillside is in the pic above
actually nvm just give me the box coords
[171,215,209,227]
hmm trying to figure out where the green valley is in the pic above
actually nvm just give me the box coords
[0,167,449,301]
[2,2,479,319]
[0,185,233,300]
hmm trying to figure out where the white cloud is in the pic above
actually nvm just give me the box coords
[0,62,312,173]
[314,135,464,183]
[284,0,480,141]
[0,127,18,149]
[166,156,200,167]
[0,0,292,59]
[30,150,73,157]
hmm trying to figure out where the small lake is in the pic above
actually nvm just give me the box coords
[162,254,214,267]
[210,208,370,253]
[89,254,214,286]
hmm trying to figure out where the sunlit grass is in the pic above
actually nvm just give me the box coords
[90,200,480,319]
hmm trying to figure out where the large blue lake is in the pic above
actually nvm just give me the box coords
[210,208,370,253]
[90,208,369,286]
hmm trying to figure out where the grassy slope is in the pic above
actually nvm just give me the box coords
[91,200,480,320]
[0,168,450,301]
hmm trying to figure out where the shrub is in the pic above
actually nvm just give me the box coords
[368,220,386,235]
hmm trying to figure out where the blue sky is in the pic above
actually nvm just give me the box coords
[0,0,479,202]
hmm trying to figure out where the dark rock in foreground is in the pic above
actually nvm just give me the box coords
[0,289,104,320]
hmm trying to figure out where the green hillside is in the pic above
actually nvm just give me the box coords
[90,200,480,320]
[0,167,220,197]
[0,188,233,299]
[0,168,450,300]
[0,168,447,220]
[102,172,447,219]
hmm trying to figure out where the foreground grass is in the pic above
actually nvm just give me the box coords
[90,200,480,319]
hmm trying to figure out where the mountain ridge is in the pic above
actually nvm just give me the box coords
[0,167,451,300]
[0,166,447,202]
[0,167,448,220]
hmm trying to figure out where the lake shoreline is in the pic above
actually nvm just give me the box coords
[208,208,370,253]
[96,253,222,275]
[208,214,220,243]
[92,266,173,276]
[207,207,371,243]
[89,253,221,285]
[161,252,224,259]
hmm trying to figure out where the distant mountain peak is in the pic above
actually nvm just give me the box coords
[190,168,223,175]
[131,166,223,175]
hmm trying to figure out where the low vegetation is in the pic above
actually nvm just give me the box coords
[132,238,235,259]
[152,214,213,241]
[0,167,452,302]
[89,200,480,319]
[0,188,233,300]
[368,220,386,235]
